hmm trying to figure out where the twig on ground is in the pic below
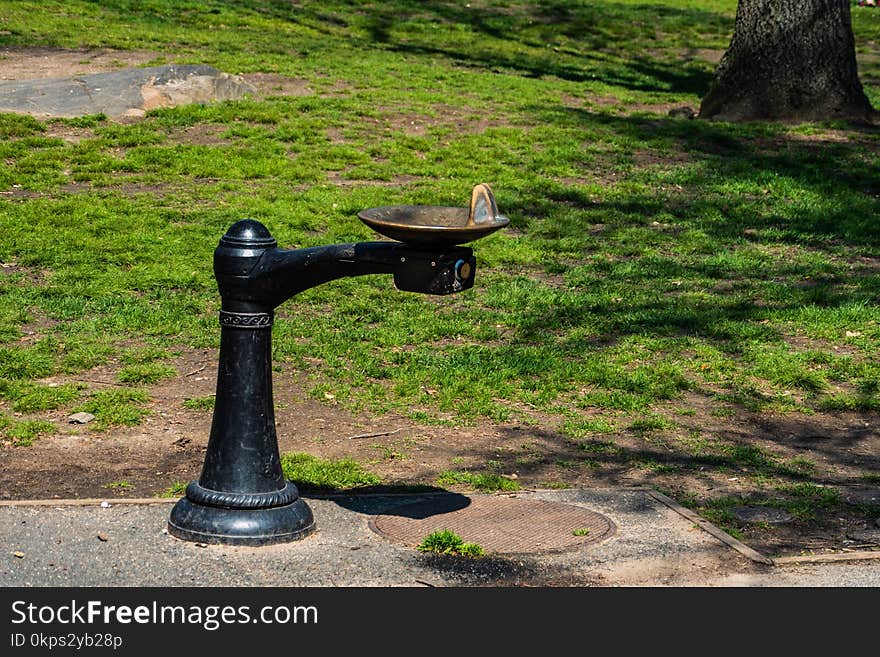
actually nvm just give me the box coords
[347,428,402,440]
[76,379,128,387]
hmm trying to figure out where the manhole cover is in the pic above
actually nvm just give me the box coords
[730,506,792,524]
[369,494,615,555]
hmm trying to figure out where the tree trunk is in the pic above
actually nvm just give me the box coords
[699,0,877,124]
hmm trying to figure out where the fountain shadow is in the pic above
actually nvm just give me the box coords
[304,486,472,518]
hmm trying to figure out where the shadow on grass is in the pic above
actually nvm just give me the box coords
[358,0,721,93]
[447,420,880,513]
[491,108,879,360]
[516,107,880,246]
[75,0,725,95]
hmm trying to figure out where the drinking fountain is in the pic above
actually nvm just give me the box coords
[168,184,509,545]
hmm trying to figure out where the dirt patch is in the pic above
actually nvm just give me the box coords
[167,123,233,146]
[0,46,160,80]
[632,147,691,168]
[42,125,97,144]
[672,47,725,65]
[326,171,421,188]
[239,72,313,99]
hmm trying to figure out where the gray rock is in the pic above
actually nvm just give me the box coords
[0,64,257,118]
[68,412,95,424]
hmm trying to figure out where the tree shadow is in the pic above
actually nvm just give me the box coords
[494,108,879,354]
[516,106,880,246]
[357,1,719,93]
[133,0,724,95]
[487,422,879,502]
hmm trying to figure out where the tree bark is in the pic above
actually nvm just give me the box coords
[699,0,877,124]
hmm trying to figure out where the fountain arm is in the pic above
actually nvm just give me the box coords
[249,242,399,309]
[213,221,476,311]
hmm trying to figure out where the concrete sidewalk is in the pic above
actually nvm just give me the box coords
[2,488,879,587]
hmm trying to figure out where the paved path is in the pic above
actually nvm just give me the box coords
[2,488,878,587]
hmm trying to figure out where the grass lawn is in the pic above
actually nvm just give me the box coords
[0,0,879,558]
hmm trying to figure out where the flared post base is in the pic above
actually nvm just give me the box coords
[168,488,316,546]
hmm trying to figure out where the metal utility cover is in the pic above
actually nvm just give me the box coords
[369,494,615,555]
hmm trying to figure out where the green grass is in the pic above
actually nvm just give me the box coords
[117,363,177,385]
[1,3,877,432]
[0,380,82,412]
[684,482,844,536]
[72,389,151,430]
[416,529,484,557]
[0,416,56,446]
[773,482,841,520]
[280,452,381,492]
[436,470,522,493]
[694,505,745,540]
[0,0,878,549]
[182,395,215,410]
[560,416,617,439]
[629,413,677,434]
[579,439,621,455]
[156,481,188,498]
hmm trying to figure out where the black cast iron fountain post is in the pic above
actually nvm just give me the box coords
[168,219,477,546]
